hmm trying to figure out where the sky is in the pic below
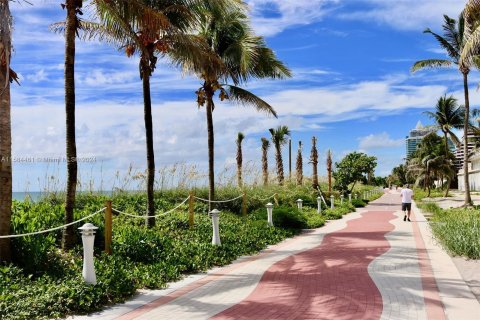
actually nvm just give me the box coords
[7,0,478,192]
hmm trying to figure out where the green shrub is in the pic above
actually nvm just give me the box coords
[351,199,367,208]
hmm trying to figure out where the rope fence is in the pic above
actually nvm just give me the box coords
[0,207,106,239]
[112,196,190,219]
[194,194,244,203]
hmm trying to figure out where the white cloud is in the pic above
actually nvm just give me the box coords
[358,132,404,150]
[26,69,48,83]
[246,0,339,36]
[340,0,466,31]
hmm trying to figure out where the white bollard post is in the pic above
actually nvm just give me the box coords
[210,209,221,246]
[78,223,98,285]
[266,203,274,227]
[296,199,303,211]
[317,196,322,214]
[340,194,344,205]
[330,195,335,209]
[348,193,352,202]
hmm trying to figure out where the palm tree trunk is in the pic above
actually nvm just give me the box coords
[236,139,242,188]
[62,0,79,250]
[141,60,155,227]
[462,71,473,206]
[276,144,284,185]
[262,142,268,186]
[0,0,12,261]
[311,137,318,189]
[296,141,302,185]
[206,93,215,211]
[443,131,449,156]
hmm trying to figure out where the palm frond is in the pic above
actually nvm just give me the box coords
[224,84,277,118]
[424,28,459,61]
[411,59,452,72]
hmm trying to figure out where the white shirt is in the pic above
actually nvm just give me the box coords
[401,188,413,203]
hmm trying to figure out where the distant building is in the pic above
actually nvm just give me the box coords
[454,129,480,170]
[405,121,434,159]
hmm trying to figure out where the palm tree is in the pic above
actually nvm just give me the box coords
[261,137,269,186]
[412,13,474,206]
[296,141,303,185]
[0,0,15,262]
[408,155,455,197]
[269,126,290,185]
[424,95,464,155]
[89,0,201,226]
[327,149,332,193]
[310,136,319,189]
[236,132,244,188]
[187,3,291,208]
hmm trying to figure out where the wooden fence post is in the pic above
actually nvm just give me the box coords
[242,191,247,217]
[189,192,194,228]
[104,200,112,255]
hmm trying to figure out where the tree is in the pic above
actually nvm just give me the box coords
[90,0,201,226]
[269,126,290,185]
[412,13,474,206]
[333,152,377,193]
[236,132,244,188]
[0,0,17,262]
[390,164,410,186]
[424,95,464,156]
[296,141,302,185]
[261,137,269,186]
[310,136,319,189]
[326,149,332,193]
[408,155,454,197]
[188,2,291,208]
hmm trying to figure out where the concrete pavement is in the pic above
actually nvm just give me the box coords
[68,190,480,320]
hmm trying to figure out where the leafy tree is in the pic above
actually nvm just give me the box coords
[390,164,410,186]
[295,141,302,185]
[236,132,244,188]
[424,95,464,155]
[408,155,455,197]
[187,2,291,207]
[310,136,319,189]
[333,152,377,193]
[261,137,269,186]
[412,13,475,206]
[269,126,290,185]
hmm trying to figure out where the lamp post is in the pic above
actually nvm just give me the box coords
[266,203,274,226]
[210,209,221,245]
[297,199,303,211]
[78,223,98,285]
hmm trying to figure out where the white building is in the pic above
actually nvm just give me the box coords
[458,150,480,191]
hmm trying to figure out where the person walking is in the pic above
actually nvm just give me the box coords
[401,184,414,221]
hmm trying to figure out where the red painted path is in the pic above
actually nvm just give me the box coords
[211,210,396,320]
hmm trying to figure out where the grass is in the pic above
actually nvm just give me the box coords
[417,202,480,259]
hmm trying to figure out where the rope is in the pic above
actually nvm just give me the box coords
[113,196,189,218]
[194,194,244,203]
[0,207,106,239]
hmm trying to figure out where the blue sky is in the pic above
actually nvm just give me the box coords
[8,0,475,192]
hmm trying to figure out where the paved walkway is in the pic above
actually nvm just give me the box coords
[69,190,480,320]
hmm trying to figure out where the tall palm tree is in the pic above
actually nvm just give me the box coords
[296,141,303,185]
[187,3,291,208]
[310,136,319,189]
[412,13,474,206]
[269,126,290,185]
[261,137,269,186]
[0,0,15,262]
[236,132,244,188]
[424,95,464,156]
[327,149,332,193]
[89,0,201,226]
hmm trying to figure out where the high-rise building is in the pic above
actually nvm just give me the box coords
[405,121,433,158]
[454,129,480,170]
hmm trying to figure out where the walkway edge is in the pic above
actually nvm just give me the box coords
[413,201,480,319]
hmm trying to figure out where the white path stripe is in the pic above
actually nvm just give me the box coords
[367,209,427,320]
